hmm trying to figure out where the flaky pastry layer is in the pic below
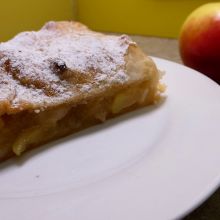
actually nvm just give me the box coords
[0,21,164,161]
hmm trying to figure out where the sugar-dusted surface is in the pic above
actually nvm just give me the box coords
[0,21,136,114]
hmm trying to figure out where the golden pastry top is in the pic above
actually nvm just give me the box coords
[0,21,154,115]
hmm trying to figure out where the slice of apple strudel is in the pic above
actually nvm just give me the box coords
[0,21,164,161]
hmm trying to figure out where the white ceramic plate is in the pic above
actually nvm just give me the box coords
[0,57,220,220]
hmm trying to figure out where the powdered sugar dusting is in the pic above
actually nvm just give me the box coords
[0,21,136,114]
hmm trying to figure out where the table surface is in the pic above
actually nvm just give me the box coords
[129,35,220,220]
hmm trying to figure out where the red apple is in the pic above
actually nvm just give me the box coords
[179,3,220,84]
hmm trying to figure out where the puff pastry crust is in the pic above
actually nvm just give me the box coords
[0,21,163,161]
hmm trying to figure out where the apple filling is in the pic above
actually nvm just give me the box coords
[0,81,158,161]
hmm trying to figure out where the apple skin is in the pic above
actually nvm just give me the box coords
[179,3,220,84]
